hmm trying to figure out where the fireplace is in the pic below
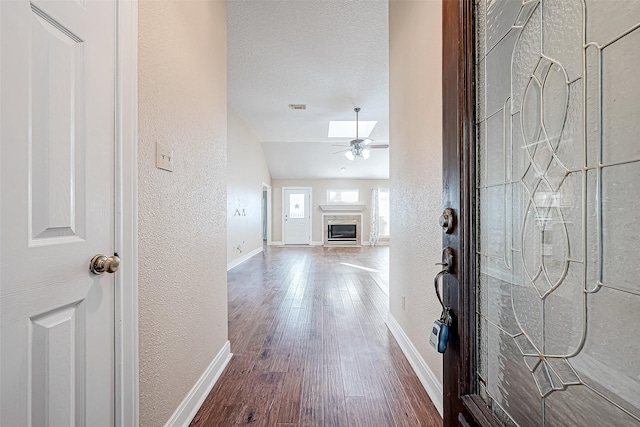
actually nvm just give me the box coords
[323,215,361,246]
[327,221,357,242]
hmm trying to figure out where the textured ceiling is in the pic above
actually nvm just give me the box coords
[228,0,389,179]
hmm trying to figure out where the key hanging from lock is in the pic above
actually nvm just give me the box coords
[429,247,454,354]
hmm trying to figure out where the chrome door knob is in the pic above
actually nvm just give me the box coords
[90,254,120,275]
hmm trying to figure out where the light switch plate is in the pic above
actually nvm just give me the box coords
[156,142,173,172]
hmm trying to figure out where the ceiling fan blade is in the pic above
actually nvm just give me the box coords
[333,148,351,154]
[369,144,389,149]
[360,138,374,146]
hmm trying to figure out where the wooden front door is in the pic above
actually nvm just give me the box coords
[442,0,640,426]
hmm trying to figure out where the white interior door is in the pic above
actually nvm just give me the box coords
[283,188,311,245]
[1,1,117,425]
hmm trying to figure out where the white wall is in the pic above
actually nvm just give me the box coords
[271,179,389,244]
[388,0,444,406]
[227,110,272,266]
[138,2,228,425]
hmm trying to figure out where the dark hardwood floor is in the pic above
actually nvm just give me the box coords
[191,246,442,427]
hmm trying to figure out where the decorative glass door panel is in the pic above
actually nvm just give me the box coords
[289,193,305,219]
[475,1,640,425]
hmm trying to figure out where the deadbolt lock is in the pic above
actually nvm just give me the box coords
[439,208,455,234]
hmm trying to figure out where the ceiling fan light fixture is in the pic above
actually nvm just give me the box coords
[333,108,387,161]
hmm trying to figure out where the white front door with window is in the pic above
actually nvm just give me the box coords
[283,188,311,245]
[1,1,118,424]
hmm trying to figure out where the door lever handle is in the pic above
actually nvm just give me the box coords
[434,247,455,312]
[435,261,449,269]
[434,270,448,314]
[437,247,454,274]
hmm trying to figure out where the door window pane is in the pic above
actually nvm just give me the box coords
[475,1,640,425]
[289,193,305,219]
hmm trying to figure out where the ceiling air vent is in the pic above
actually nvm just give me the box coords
[288,104,306,110]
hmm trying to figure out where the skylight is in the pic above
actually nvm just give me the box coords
[328,121,377,138]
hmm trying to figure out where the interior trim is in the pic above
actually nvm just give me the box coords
[227,246,263,271]
[114,1,139,425]
[164,341,233,427]
[386,313,444,417]
[262,182,272,245]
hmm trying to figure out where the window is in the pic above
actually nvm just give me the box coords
[378,188,390,237]
[327,120,377,137]
[326,189,359,204]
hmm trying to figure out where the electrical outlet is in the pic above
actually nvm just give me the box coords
[402,295,406,310]
[156,142,174,172]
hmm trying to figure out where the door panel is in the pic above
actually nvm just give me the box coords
[443,0,640,426]
[283,189,310,245]
[1,1,116,425]
[30,2,86,242]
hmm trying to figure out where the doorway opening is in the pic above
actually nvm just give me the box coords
[262,182,272,248]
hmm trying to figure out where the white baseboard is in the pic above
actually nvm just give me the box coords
[227,246,263,271]
[361,241,390,246]
[385,314,443,417]
[270,241,321,247]
[165,341,232,427]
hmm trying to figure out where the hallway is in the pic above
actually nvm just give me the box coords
[191,247,441,427]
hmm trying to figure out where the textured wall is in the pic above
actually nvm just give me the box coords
[227,110,272,264]
[138,2,228,426]
[271,179,390,243]
[389,0,444,384]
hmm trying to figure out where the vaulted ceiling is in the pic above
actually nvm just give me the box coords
[227,0,389,180]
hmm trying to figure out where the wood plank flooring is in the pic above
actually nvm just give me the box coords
[191,246,441,427]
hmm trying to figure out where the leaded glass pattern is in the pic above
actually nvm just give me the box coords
[475,1,640,425]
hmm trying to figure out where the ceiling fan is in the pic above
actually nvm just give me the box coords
[333,107,389,160]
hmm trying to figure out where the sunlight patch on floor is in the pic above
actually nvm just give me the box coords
[339,262,380,273]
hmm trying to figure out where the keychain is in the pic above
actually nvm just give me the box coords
[429,270,452,354]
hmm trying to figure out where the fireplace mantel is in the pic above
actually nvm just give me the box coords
[319,204,365,211]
